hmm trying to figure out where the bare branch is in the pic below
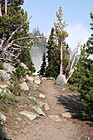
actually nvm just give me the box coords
[67,42,80,82]
[6,15,32,45]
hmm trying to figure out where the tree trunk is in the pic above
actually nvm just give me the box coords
[0,2,2,17]
[60,41,63,75]
[5,0,7,16]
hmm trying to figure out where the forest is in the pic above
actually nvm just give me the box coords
[0,0,93,140]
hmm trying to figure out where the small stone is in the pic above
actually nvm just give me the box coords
[20,82,29,91]
[20,63,28,70]
[28,96,36,101]
[39,101,45,108]
[41,77,47,80]
[34,79,41,85]
[26,75,34,82]
[0,70,11,80]
[62,88,66,91]
[39,93,45,99]
[32,106,46,117]
[19,110,40,120]
[0,84,8,89]
[44,103,50,111]
[0,112,6,123]
[17,117,22,121]
[55,74,67,85]
[3,63,15,73]
[61,112,72,118]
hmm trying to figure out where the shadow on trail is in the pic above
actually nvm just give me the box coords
[56,94,84,120]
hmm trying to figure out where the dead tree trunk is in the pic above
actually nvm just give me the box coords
[0,15,47,63]
[0,1,2,17]
[5,0,7,16]
[60,41,63,75]
[66,42,80,82]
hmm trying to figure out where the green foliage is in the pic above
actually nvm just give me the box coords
[0,92,20,113]
[19,47,36,74]
[87,12,93,54]
[39,52,46,76]
[0,0,29,43]
[9,80,21,96]
[68,12,93,120]
[0,62,4,70]
[0,76,4,81]
[68,43,93,120]
[30,99,39,105]
[15,64,26,79]
[45,26,70,78]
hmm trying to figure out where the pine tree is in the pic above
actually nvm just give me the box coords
[39,52,46,76]
[45,17,70,79]
[19,47,36,74]
[0,0,31,62]
[54,7,68,75]
[68,12,93,120]
[87,11,93,54]
[45,27,60,78]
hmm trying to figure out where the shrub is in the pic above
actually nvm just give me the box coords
[0,62,4,70]
[30,99,39,105]
[9,81,21,96]
[0,93,20,112]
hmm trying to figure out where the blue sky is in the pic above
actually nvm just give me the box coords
[22,0,93,49]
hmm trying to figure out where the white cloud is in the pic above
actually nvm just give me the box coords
[66,23,91,50]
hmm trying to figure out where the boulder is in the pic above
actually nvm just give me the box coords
[44,103,50,111]
[39,93,46,99]
[28,96,36,101]
[0,70,11,80]
[34,79,41,85]
[32,106,46,117]
[61,112,72,118]
[3,63,15,73]
[20,82,29,91]
[20,63,28,70]
[39,102,50,111]
[0,84,8,89]
[26,75,34,82]
[0,112,6,123]
[41,77,47,80]
[19,111,40,120]
[55,74,67,85]
[39,101,45,108]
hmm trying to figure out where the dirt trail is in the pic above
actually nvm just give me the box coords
[5,80,93,140]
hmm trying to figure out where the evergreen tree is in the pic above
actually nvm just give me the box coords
[54,7,68,75]
[19,47,36,74]
[39,52,46,76]
[45,25,70,79]
[68,12,93,120]
[87,12,93,54]
[0,0,31,62]
[45,27,60,78]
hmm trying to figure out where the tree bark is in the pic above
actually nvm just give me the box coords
[60,41,63,75]
[0,2,2,17]
[5,0,7,16]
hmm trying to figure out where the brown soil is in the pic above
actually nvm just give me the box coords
[2,80,93,140]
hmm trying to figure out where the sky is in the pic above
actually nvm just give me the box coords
[22,0,93,50]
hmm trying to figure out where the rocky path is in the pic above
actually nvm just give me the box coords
[5,80,93,140]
